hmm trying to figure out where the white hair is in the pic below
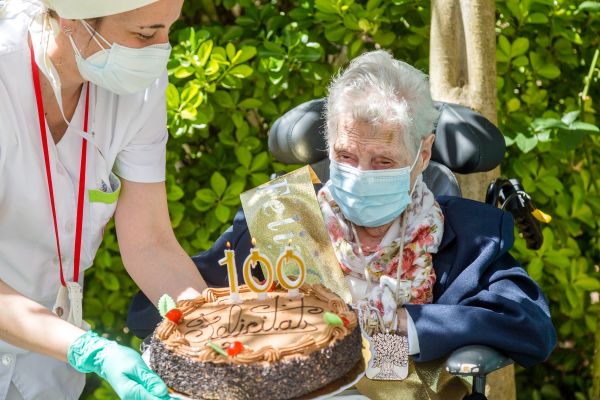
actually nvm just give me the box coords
[325,50,439,157]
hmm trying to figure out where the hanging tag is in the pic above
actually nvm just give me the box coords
[364,332,409,380]
[358,302,409,381]
[52,282,89,330]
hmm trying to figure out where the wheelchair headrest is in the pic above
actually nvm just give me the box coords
[268,98,506,174]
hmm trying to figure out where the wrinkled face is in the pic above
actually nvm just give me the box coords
[331,115,434,187]
[61,0,183,56]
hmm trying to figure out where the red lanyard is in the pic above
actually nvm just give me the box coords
[29,43,89,286]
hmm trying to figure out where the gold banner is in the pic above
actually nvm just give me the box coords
[240,166,351,302]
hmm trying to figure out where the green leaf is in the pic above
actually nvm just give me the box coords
[101,273,120,291]
[296,45,323,62]
[512,55,529,67]
[205,59,220,75]
[531,118,567,131]
[225,181,246,197]
[576,1,600,13]
[530,52,561,79]
[229,65,254,78]
[261,42,285,57]
[565,287,580,308]
[167,184,184,201]
[250,172,270,186]
[497,35,511,62]
[168,202,185,227]
[561,110,580,125]
[527,258,544,281]
[315,0,339,14]
[234,46,257,64]
[214,204,230,223]
[507,98,521,112]
[195,188,217,204]
[511,38,529,58]
[165,84,179,109]
[515,133,538,153]
[173,66,194,79]
[527,12,549,24]
[211,172,227,197]
[158,294,176,317]
[212,90,235,108]
[574,277,600,291]
[569,121,600,134]
[343,13,359,30]
[235,147,252,168]
[325,24,346,42]
[226,42,236,61]
[196,40,213,67]
[238,98,262,109]
[374,31,396,47]
[180,84,201,106]
[250,151,270,171]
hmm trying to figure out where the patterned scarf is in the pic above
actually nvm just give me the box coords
[318,175,444,326]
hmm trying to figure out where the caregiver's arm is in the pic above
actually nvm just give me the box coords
[115,179,208,303]
[0,279,83,361]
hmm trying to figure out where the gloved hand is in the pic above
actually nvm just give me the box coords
[68,331,170,400]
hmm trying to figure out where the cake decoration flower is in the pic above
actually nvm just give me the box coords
[227,341,244,357]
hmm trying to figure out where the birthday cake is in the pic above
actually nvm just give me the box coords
[149,283,362,399]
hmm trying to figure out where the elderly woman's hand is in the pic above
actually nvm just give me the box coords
[367,276,412,329]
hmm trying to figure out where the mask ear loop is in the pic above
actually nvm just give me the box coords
[79,19,112,50]
[408,139,424,196]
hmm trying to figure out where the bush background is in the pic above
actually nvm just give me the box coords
[82,1,600,398]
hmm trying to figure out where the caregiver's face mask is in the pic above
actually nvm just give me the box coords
[68,20,171,95]
[329,141,423,228]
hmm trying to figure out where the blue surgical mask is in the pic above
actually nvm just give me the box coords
[68,20,171,95]
[328,143,422,227]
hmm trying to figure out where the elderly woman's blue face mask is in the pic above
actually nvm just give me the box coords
[329,140,422,228]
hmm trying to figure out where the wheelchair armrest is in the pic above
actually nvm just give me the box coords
[445,345,513,376]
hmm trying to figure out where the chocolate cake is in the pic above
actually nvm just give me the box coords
[149,283,362,400]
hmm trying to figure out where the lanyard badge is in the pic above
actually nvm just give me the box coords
[29,41,89,329]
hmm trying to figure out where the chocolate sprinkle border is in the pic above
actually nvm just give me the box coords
[149,327,363,400]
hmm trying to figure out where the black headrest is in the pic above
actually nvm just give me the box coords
[268,98,506,174]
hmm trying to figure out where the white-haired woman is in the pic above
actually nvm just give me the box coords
[319,50,554,397]
[0,1,207,398]
[169,50,555,399]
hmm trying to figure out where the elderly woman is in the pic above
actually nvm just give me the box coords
[129,50,556,397]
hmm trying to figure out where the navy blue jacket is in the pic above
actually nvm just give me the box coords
[127,196,556,367]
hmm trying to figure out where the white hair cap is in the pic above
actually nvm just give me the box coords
[41,0,160,19]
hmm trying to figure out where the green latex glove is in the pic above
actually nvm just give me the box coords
[68,331,170,400]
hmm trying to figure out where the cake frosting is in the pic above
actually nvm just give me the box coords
[150,283,362,399]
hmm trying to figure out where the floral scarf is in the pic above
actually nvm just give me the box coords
[318,175,445,326]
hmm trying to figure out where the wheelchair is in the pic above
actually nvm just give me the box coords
[267,98,542,400]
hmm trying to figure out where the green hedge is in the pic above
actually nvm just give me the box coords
[82,1,600,398]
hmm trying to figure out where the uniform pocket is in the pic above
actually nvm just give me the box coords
[87,172,121,256]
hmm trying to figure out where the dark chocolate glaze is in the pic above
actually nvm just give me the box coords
[149,326,363,400]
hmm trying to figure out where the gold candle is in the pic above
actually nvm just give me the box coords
[218,242,241,303]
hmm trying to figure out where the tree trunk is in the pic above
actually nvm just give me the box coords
[429,1,516,399]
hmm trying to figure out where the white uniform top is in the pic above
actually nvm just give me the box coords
[0,2,168,399]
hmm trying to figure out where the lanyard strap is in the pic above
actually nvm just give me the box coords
[29,43,89,286]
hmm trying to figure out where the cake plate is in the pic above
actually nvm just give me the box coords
[142,348,365,400]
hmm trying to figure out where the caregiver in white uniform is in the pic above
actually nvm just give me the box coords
[0,0,207,398]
